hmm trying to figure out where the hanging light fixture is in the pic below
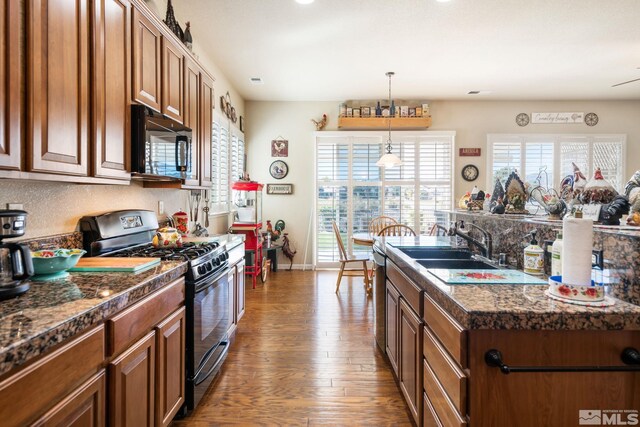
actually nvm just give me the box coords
[376,72,403,168]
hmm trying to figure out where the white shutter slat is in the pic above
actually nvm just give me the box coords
[492,141,521,185]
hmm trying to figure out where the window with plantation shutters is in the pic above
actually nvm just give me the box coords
[219,126,229,208]
[210,121,221,206]
[488,134,626,213]
[316,131,455,266]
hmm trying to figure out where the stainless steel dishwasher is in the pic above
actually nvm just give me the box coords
[372,244,386,353]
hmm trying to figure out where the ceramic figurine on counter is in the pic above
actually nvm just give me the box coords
[529,186,567,219]
[490,196,506,214]
[624,170,640,225]
[598,195,630,226]
[489,179,505,213]
[458,192,471,209]
[561,162,587,204]
[504,171,529,214]
[466,186,485,210]
[580,167,618,204]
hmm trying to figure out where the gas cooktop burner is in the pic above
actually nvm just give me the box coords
[112,241,220,261]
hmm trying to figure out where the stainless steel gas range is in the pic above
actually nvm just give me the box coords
[79,210,232,415]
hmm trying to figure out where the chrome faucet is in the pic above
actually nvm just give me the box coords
[450,220,493,259]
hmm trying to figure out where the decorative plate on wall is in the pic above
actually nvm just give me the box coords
[269,160,289,179]
[462,164,479,182]
[516,113,530,127]
[585,112,599,126]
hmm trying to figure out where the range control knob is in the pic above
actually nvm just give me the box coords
[197,265,206,275]
[205,262,213,272]
[213,258,220,266]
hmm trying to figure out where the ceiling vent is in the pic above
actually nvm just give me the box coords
[250,77,264,85]
[467,90,491,95]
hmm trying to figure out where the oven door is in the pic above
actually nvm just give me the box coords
[190,268,233,408]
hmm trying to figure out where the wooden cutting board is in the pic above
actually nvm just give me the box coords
[69,257,161,272]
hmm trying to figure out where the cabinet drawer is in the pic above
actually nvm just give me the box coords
[424,294,467,368]
[423,359,467,427]
[424,392,444,427]
[0,325,105,427]
[107,278,184,356]
[387,261,423,316]
[424,326,467,415]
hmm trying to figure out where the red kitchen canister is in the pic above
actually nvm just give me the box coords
[172,211,189,236]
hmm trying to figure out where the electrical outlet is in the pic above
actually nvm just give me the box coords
[7,203,23,210]
[158,201,164,215]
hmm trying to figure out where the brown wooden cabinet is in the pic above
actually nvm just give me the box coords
[0,0,22,171]
[161,38,184,124]
[155,307,185,427]
[385,281,400,376]
[92,0,131,180]
[109,330,156,426]
[0,325,105,427]
[199,73,214,187]
[399,298,423,425]
[35,370,106,427]
[27,0,90,176]
[183,59,201,187]
[132,7,161,112]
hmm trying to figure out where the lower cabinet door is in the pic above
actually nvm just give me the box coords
[399,298,423,426]
[155,307,186,427]
[109,330,156,426]
[385,281,400,376]
[236,262,246,323]
[35,370,106,427]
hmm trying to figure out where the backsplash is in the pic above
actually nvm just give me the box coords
[0,179,230,239]
[19,232,83,251]
[439,211,640,306]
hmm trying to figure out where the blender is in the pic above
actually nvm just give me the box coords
[0,210,33,300]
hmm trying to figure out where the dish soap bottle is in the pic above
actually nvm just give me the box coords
[524,230,545,276]
[551,230,563,277]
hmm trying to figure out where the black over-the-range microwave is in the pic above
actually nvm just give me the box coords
[131,104,195,181]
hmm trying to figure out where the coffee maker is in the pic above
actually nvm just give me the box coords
[0,210,33,300]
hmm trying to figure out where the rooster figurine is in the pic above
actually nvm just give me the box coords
[311,114,327,131]
[624,170,640,225]
[282,233,297,271]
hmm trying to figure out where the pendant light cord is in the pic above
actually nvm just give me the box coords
[385,71,395,154]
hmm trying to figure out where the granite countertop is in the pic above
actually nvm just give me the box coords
[0,261,188,377]
[382,238,640,331]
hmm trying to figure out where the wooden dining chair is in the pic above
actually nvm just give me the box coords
[368,216,398,236]
[332,221,371,294]
[377,224,416,237]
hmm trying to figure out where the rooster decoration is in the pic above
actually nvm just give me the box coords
[282,233,297,271]
[625,170,640,225]
[311,114,327,131]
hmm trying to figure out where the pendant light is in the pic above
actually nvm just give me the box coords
[376,71,403,168]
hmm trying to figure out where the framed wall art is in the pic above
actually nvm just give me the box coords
[271,138,288,157]
[267,184,293,195]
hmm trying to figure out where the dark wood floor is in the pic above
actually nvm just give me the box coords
[174,270,413,426]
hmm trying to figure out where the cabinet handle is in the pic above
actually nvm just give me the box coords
[484,349,640,374]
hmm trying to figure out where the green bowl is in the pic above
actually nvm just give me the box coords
[31,249,87,276]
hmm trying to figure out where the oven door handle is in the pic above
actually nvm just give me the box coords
[194,265,230,293]
[194,340,229,386]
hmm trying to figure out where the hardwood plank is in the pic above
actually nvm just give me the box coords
[180,271,412,425]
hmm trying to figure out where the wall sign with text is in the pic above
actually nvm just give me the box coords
[459,148,481,156]
[267,184,293,195]
[531,112,584,124]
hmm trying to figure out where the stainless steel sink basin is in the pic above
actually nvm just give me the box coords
[416,259,497,270]
[398,248,472,259]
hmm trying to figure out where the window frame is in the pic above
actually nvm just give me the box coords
[211,112,245,215]
[314,130,456,268]
[486,133,627,195]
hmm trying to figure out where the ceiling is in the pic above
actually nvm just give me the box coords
[184,0,640,102]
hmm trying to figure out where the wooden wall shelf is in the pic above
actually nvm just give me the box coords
[338,116,432,130]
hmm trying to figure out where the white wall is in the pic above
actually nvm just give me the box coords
[245,100,640,266]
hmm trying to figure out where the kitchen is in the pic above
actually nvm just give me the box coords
[1,0,640,426]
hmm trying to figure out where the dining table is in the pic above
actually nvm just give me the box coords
[351,232,375,247]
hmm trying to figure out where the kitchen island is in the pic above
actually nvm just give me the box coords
[376,235,640,427]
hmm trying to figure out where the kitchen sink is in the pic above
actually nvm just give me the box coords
[398,248,472,259]
[416,259,497,270]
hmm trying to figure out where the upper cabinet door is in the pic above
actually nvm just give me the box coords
[132,8,161,112]
[28,0,90,176]
[0,0,22,171]
[92,0,131,180]
[162,38,184,124]
[183,59,200,187]
[199,74,214,187]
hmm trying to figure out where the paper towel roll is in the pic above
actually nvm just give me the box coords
[561,217,593,286]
